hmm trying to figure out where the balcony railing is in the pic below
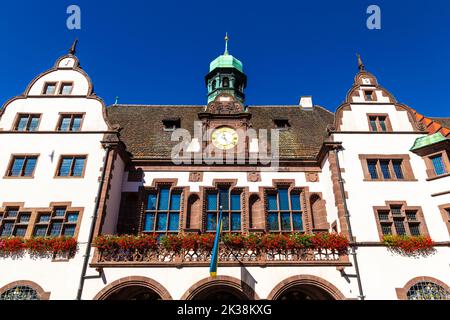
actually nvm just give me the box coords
[90,233,351,267]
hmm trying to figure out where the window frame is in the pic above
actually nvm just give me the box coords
[264,186,305,234]
[58,82,74,95]
[12,113,42,132]
[32,206,80,238]
[54,155,87,178]
[367,114,392,132]
[373,202,429,240]
[423,150,450,180]
[363,90,376,102]
[41,82,58,95]
[359,154,416,182]
[55,113,85,132]
[4,154,39,179]
[204,185,243,233]
[141,184,183,236]
[0,207,31,238]
[438,204,450,236]
[0,202,83,240]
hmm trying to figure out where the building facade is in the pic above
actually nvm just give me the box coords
[0,41,449,300]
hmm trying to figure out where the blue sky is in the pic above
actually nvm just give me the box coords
[1,0,449,117]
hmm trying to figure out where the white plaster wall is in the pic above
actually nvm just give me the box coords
[0,58,110,299]
[351,89,391,104]
[0,98,108,131]
[340,104,414,132]
[356,247,450,300]
[27,70,90,96]
[335,133,450,243]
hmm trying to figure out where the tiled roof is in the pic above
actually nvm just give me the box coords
[413,111,450,138]
[106,105,334,160]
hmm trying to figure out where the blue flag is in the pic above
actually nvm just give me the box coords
[209,206,223,277]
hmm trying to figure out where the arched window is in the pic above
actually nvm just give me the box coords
[0,286,39,300]
[407,282,450,300]
[222,77,229,88]
[211,79,216,91]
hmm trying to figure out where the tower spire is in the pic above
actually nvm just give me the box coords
[69,38,78,55]
[357,53,365,71]
[224,33,229,55]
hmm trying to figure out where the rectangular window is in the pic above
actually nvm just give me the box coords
[431,155,447,176]
[362,157,410,181]
[364,90,374,101]
[43,82,57,95]
[266,188,304,233]
[14,114,41,131]
[32,207,79,237]
[368,115,390,132]
[0,208,30,238]
[6,155,38,177]
[57,114,84,132]
[375,205,425,238]
[56,156,86,177]
[59,83,73,95]
[206,187,242,232]
[143,187,182,235]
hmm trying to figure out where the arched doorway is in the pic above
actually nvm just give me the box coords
[94,276,172,300]
[103,285,162,300]
[181,276,259,300]
[191,285,248,300]
[268,275,345,300]
[275,284,335,300]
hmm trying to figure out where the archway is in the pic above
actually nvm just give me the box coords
[191,285,248,301]
[267,275,345,300]
[181,276,259,300]
[275,284,335,300]
[94,276,172,300]
[103,286,162,300]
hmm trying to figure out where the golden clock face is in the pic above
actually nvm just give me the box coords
[211,127,239,150]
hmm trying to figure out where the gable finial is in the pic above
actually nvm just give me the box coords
[69,38,78,55]
[224,32,229,55]
[357,53,365,71]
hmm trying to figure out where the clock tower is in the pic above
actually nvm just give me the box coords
[205,33,247,104]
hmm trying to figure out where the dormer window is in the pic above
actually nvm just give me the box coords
[162,119,180,132]
[274,119,291,130]
[59,82,73,95]
[43,82,57,95]
[364,90,375,101]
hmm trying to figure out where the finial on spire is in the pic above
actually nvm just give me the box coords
[224,32,229,55]
[357,53,365,71]
[69,38,78,55]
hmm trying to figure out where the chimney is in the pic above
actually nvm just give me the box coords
[300,96,313,110]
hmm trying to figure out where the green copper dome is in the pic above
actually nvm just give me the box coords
[209,54,243,73]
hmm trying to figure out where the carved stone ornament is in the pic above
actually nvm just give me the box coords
[189,172,203,182]
[206,94,244,114]
[305,172,319,183]
[247,171,261,182]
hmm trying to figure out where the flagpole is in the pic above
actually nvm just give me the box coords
[209,205,223,277]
